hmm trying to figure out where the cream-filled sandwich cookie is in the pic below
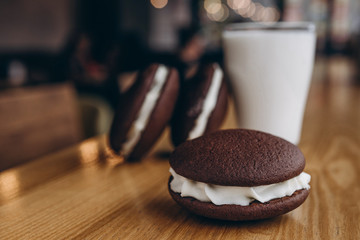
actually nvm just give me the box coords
[171,63,228,146]
[168,129,311,221]
[109,63,179,160]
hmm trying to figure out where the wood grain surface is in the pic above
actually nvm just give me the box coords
[0,61,359,239]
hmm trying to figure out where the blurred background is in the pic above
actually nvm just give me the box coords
[0,0,359,170]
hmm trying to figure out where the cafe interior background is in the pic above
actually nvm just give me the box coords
[0,0,359,171]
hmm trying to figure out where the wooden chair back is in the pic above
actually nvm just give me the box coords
[0,83,82,171]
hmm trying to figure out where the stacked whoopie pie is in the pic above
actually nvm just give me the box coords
[109,62,228,160]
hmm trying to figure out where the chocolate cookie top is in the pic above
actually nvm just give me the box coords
[169,129,305,186]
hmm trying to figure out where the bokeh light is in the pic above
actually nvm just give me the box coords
[0,170,20,200]
[261,7,280,22]
[150,0,168,9]
[227,0,251,10]
[252,3,265,21]
[235,4,250,16]
[79,139,99,165]
[242,2,256,18]
[227,0,280,22]
[204,0,222,14]
[206,2,229,22]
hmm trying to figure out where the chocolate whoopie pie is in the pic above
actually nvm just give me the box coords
[171,63,228,146]
[109,63,179,160]
[168,129,311,221]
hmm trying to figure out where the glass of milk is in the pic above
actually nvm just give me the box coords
[222,22,316,145]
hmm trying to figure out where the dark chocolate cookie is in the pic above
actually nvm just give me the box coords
[170,129,305,186]
[109,63,179,160]
[171,63,228,146]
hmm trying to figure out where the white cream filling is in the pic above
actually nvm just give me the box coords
[188,64,223,140]
[121,65,169,155]
[169,167,311,206]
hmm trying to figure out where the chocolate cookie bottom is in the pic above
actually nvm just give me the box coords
[168,179,309,221]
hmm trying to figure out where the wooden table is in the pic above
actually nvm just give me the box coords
[1,73,360,239]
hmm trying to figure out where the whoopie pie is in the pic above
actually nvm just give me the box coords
[168,129,311,221]
[171,63,228,146]
[109,63,179,160]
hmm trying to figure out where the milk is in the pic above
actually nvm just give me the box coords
[223,23,316,144]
